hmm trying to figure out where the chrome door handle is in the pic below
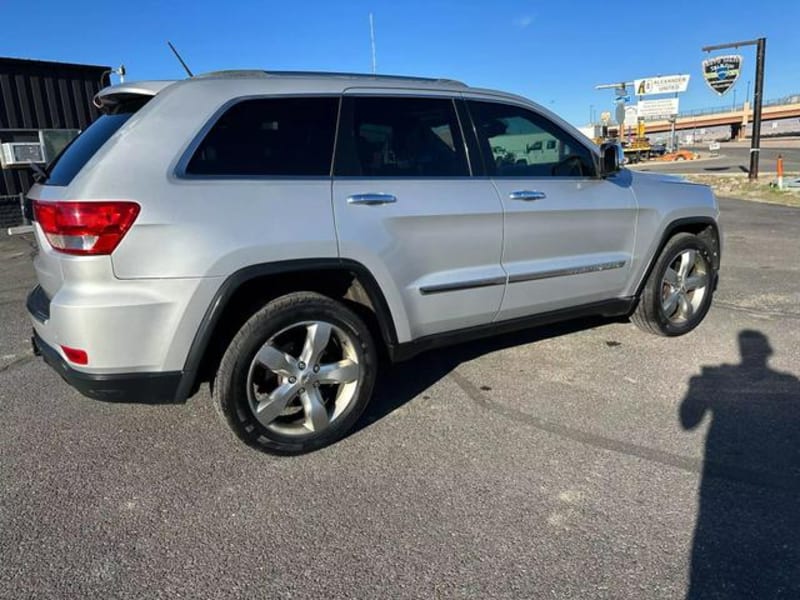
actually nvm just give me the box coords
[347,193,397,205]
[509,190,546,201]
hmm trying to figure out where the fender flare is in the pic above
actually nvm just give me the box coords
[174,258,398,402]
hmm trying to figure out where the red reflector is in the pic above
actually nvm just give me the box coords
[33,200,140,256]
[61,345,88,365]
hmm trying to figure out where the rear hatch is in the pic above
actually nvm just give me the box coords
[27,82,173,299]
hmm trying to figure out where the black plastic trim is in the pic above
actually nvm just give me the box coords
[174,258,398,402]
[419,276,506,295]
[388,297,635,362]
[508,260,627,284]
[26,285,50,323]
[634,217,721,297]
[33,332,181,403]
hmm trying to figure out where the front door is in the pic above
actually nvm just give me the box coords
[466,99,637,321]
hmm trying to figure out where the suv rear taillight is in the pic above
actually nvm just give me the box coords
[32,200,140,256]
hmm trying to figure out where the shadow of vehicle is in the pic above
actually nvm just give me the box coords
[353,314,618,433]
[680,330,800,599]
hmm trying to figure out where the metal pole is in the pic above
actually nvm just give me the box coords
[670,118,676,151]
[749,37,766,180]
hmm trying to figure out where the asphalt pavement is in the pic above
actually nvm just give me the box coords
[1,198,799,599]
[635,140,800,175]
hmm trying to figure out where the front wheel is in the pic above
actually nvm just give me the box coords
[632,233,716,336]
[213,292,377,454]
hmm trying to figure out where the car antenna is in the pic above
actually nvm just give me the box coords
[167,41,194,77]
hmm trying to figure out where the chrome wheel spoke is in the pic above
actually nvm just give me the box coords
[247,319,360,438]
[254,344,297,377]
[684,273,708,292]
[678,250,696,279]
[678,292,693,318]
[300,387,329,432]
[254,382,298,427]
[662,290,681,316]
[300,322,332,366]
[663,267,679,287]
[317,359,359,385]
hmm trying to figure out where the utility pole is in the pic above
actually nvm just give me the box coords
[702,37,766,180]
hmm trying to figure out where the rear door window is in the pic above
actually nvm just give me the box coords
[334,96,469,177]
[45,113,134,186]
[186,97,339,176]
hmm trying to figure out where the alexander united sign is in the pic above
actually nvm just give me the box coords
[634,75,690,96]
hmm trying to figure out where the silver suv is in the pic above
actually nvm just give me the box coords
[26,71,721,454]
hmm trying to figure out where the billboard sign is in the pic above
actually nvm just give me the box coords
[624,105,638,126]
[637,98,680,121]
[702,55,742,96]
[634,74,690,96]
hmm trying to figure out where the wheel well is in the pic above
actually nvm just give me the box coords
[673,222,720,270]
[193,266,394,391]
[634,219,721,298]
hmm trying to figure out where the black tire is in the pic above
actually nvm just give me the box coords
[632,232,716,337]
[213,291,377,455]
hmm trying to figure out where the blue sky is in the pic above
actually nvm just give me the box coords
[3,0,799,126]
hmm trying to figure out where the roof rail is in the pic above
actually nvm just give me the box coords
[194,69,467,86]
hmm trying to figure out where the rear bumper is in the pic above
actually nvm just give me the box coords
[32,331,181,403]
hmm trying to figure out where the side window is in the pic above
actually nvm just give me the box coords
[186,97,339,176]
[335,96,469,177]
[467,100,596,177]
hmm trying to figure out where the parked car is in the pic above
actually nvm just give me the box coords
[26,71,721,454]
[649,143,667,158]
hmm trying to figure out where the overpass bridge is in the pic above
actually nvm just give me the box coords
[640,93,800,138]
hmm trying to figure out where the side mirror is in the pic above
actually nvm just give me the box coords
[599,142,624,176]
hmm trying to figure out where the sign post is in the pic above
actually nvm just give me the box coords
[701,38,766,180]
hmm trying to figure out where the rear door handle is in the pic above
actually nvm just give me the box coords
[509,190,546,201]
[347,193,397,206]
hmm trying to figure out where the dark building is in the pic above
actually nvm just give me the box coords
[1,57,110,227]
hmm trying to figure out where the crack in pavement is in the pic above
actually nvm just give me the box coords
[448,368,800,493]
[713,300,800,320]
[0,353,36,374]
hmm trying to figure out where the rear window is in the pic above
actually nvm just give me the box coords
[185,97,339,177]
[46,113,134,186]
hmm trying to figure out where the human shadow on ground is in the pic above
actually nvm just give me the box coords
[681,330,800,599]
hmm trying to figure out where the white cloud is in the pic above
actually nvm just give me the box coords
[513,15,533,29]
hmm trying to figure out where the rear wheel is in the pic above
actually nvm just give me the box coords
[213,292,377,454]
[632,233,715,336]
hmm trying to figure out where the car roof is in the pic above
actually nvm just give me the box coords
[95,70,529,104]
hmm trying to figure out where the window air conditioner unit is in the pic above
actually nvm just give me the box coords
[0,142,45,167]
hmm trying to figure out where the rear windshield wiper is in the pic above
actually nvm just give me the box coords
[29,162,48,183]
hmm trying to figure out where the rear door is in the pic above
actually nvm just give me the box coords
[466,98,637,321]
[332,93,505,341]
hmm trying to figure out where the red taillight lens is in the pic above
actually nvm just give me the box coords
[61,345,88,365]
[33,200,140,256]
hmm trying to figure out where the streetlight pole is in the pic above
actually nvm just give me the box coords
[701,37,766,180]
